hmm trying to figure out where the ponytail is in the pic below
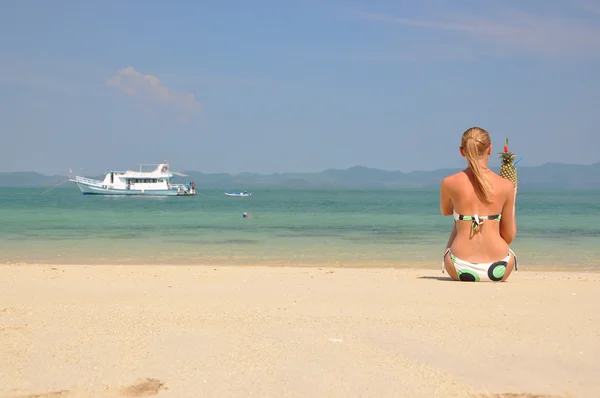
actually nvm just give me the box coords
[464,138,492,204]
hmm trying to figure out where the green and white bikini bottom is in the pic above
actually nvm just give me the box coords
[442,248,518,282]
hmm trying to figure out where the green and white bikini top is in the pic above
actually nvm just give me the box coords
[453,210,502,230]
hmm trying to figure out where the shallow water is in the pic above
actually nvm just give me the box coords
[1,187,599,269]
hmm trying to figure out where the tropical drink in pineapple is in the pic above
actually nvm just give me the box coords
[498,138,518,188]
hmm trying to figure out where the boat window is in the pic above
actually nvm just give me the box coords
[129,178,160,183]
[131,178,157,183]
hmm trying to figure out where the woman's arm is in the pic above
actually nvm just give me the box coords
[441,177,457,251]
[500,184,517,244]
[439,177,454,216]
[445,223,457,250]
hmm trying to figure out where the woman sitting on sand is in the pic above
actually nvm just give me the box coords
[440,127,517,282]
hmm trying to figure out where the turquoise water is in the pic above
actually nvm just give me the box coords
[1,187,599,269]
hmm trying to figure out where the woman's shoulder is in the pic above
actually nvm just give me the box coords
[441,169,469,187]
[441,169,467,182]
[489,172,514,191]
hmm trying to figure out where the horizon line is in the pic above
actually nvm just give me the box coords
[2,161,599,177]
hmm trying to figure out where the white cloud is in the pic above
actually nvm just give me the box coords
[352,4,600,58]
[106,66,201,114]
[573,0,600,16]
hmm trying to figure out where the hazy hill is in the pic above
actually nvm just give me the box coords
[0,172,68,187]
[1,163,599,189]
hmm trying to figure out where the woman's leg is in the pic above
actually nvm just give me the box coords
[443,250,459,281]
[501,251,517,282]
[443,225,459,280]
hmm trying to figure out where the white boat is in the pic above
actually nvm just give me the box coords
[69,161,196,196]
[225,191,252,197]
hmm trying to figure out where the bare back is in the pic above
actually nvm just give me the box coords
[441,168,516,262]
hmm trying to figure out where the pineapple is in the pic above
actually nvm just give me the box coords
[498,137,518,188]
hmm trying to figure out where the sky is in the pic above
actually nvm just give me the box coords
[1,0,600,175]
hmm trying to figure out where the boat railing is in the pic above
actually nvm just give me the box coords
[74,176,103,185]
[170,183,195,193]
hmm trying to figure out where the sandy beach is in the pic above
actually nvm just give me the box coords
[1,264,599,398]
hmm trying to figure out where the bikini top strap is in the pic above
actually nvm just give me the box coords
[453,212,502,230]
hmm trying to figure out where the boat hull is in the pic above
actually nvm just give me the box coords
[74,181,195,196]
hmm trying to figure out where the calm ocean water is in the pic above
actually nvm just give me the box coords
[0,187,599,269]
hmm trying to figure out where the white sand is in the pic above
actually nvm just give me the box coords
[1,264,599,398]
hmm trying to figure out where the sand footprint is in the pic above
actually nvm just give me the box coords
[13,391,71,398]
[119,378,166,397]
[10,378,166,398]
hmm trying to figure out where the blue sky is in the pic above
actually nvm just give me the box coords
[1,0,600,175]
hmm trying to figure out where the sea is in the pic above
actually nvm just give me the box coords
[1,187,599,270]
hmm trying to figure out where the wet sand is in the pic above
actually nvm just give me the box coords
[1,264,599,398]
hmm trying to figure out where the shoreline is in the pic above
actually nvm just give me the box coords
[4,259,600,273]
[2,264,599,398]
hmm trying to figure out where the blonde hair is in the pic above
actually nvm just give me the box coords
[461,127,492,204]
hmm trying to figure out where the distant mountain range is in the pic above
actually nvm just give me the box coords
[1,163,599,189]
